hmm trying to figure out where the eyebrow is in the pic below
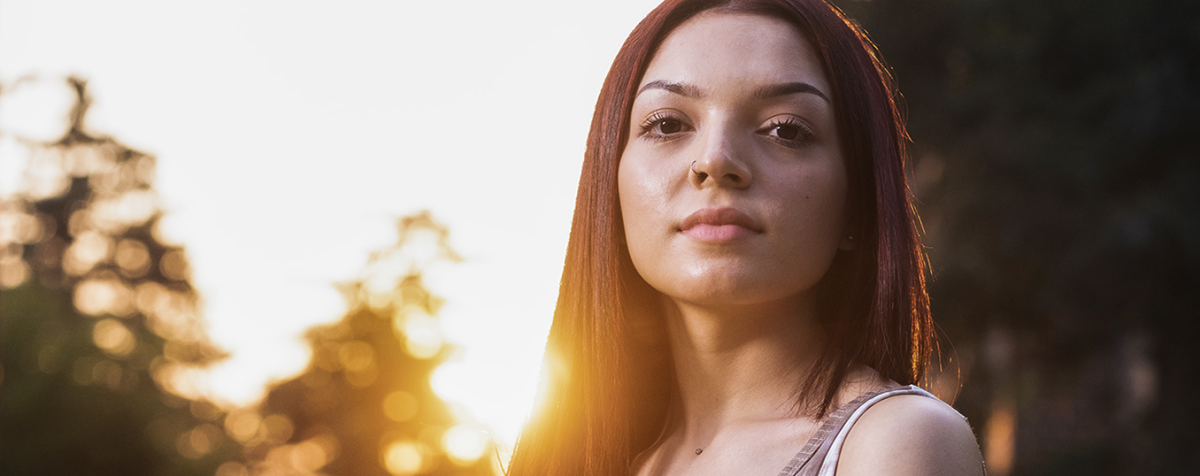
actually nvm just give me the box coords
[635,80,831,103]
[636,80,703,98]
[753,82,830,103]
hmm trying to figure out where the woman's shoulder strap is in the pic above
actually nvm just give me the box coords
[777,385,941,476]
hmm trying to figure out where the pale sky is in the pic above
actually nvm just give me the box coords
[0,0,662,451]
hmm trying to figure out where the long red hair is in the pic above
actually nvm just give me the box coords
[507,0,932,474]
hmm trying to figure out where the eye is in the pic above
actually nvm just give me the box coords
[759,117,815,147]
[656,118,685,134]
[639,112,693,140]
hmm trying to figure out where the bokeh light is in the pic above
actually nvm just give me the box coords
[92,318,136,357]
[443,423,491,466]
[2,3,667,461]
[381,440,425,476]
[383,391,419,423]
[224,409,262,444]
[14,1,1193,475]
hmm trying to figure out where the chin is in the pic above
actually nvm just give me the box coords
[654,271,817,309]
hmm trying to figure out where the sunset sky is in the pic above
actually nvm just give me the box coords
[0,0,662,451]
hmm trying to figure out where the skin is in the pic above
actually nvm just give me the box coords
[618,13,984,476]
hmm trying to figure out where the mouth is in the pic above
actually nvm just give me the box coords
[679,207,763,241]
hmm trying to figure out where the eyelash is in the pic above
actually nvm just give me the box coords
[636,113,816,147]
[758,117,815,147]
[638,112,692,141]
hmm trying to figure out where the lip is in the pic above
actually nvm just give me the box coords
[679,207,763,241]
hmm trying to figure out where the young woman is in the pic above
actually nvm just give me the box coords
[508,0,985,474]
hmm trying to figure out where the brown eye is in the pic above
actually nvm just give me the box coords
[773,124,801,141]
[759,118,814,147]
[657,118,684,134]
[639,113,692,140]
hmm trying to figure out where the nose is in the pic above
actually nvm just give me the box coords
[689,126,752,190]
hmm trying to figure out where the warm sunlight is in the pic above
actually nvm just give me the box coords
[0,0,663,459]
[5,1,1191,475]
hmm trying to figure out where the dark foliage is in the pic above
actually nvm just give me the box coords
[838,0,1200,474]
[235,212,497,476]
[0,78,235,476]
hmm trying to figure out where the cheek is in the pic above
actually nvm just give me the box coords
[786,166,848,239]
[617,153,676,281]
[618,159,654,256]
[762,165,850,280]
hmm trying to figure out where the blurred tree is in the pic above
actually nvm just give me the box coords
[0,78,238,474]
[838,0,1200,474]
[219,212,498,476]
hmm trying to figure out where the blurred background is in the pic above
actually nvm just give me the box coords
[0,0,1196,475]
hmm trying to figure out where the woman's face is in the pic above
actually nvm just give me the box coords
[618,12,850,310]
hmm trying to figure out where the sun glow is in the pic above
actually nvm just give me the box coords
[0,0,664,467]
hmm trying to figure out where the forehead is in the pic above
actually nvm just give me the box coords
[640,13,830,95]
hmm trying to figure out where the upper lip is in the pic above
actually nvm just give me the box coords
[680,207,763,233]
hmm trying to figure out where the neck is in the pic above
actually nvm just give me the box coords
[662,295,826,445]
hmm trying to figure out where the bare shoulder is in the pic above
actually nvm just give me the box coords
[836,393,985,476]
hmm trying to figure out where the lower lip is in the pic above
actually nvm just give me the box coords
[681,224,756,242]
